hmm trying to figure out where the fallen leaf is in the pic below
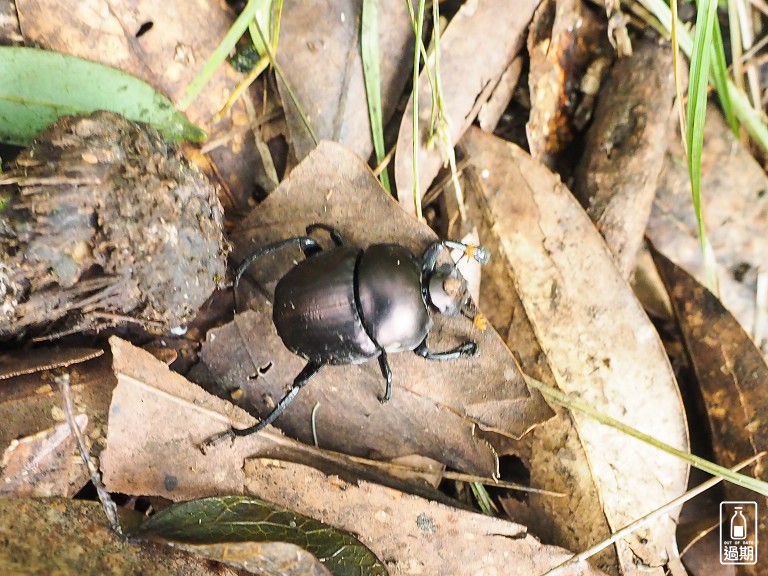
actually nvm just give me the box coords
[0,350,113,475]
[572,38,675,278]
[463,126,689,575]
[0,498,237,575]
[0,46,205,145]
[275,0,412,161]
[102,336,478,506]
[101,337,606,575]
[0,415,86,497]
[653,248,768,576]
[394,0,538,216]
[241,459,608,576]
[166,541,333,576]
[209,140,552,475]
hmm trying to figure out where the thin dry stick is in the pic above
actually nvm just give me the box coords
[541,452,765,576]
[56,373,122,535]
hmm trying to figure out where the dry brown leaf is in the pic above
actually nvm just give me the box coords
[242,459,608,576]
[103,336,473,506]
[173,541,333,576]
[0,350,113,496]
[102,337,606,575]
[648,105,768,345]
[15,0,259,201]
[275,0,412,161]
[394,0,538,216]
[653,249,768,576]
[208,140,552,475]
[572,38,675,278]
[0,498,237,576]
[526,0,613,164]
[463,127,689,576]
[477,57,524,132]
[0,415,86,497]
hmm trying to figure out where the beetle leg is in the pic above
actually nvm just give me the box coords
[306,223,345,246]
[420,241,490,276]
[234,236,321,290]
[377,351,393,403]
[414,337,478,361]
[199,361,325,453]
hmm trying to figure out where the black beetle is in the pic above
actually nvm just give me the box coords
[203,223,489,449]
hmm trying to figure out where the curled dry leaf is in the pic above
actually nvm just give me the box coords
[0,347,102,380]
[275,0,412,161]
[0,414,87,497]
[15,0,260,200]
[200,141,551,476]
[0,350,113,497]
[648,105,768,343]
[463,127,689,576]
[572,38,675,278]
[0,498,237,576]
[394,0,539,216]
[526,0,613,164]
[653,249,768,576]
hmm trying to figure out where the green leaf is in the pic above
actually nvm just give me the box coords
[0,47,205,146]
[140,495,389,576]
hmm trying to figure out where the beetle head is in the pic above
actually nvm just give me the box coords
[426,263,471,317]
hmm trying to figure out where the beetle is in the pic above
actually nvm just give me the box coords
[202,223,489,450]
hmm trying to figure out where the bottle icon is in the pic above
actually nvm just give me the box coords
[731,506,747,540]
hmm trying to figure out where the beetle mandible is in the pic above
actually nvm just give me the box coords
[203,223,489,450]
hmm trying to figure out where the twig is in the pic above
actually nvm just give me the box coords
[56,374,122,535]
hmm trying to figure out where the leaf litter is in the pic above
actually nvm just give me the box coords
[4,1,768,575]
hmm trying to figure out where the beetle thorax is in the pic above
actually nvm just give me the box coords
[356,244,432,353]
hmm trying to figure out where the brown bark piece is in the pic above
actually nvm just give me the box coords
[0,498,239,576]
[573,38,675,278]
[0,112,227,337]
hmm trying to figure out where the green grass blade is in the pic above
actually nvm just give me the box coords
[361,0,391,193]
[686,0,719,292]
[177,0,272,111]
[0,47,205,145]
[410,0,426,221]
[525,375,768,497]
[715,2,738,133]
